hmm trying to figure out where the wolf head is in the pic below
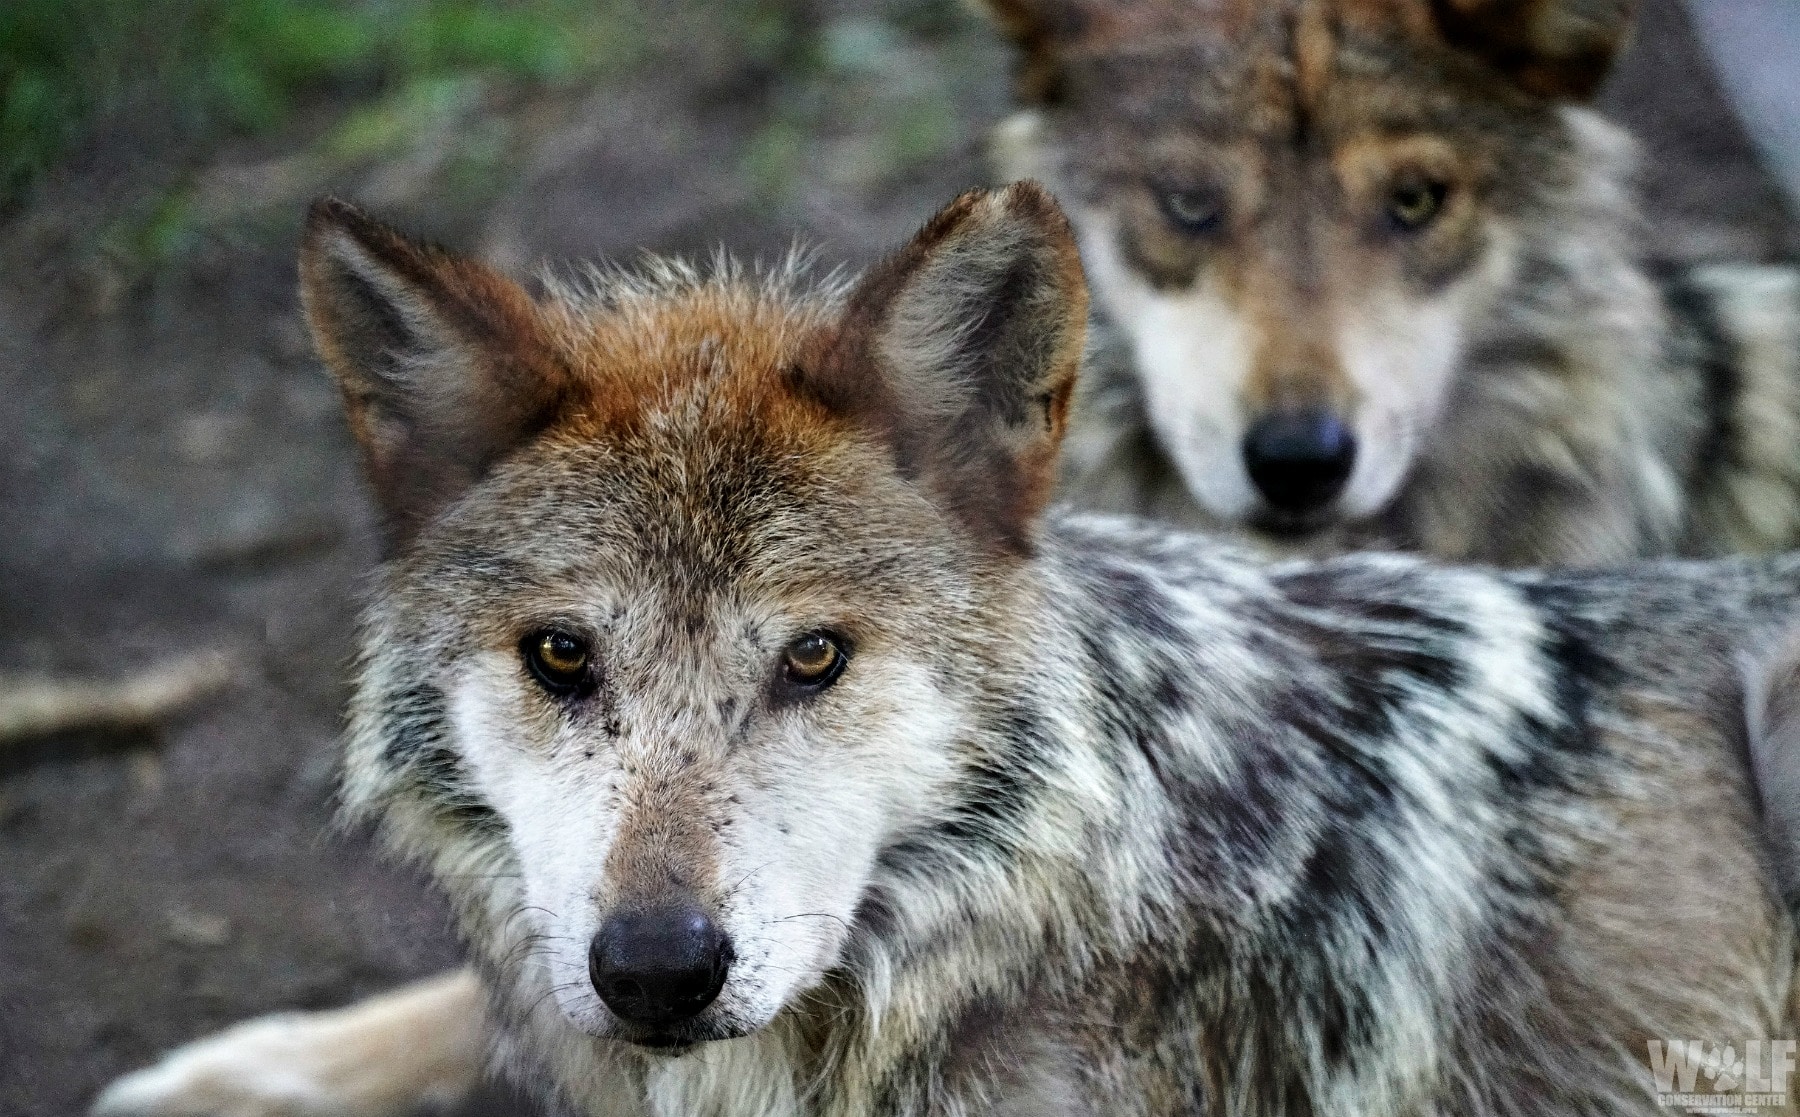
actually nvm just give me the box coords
[302,187,1087,1051]
[986,0,1639,538]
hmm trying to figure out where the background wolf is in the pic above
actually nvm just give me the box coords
[986,0,1800,564]
[99,185,1800,1116]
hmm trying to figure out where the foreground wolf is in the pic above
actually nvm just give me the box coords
[99,184,1800,1115]
[985,0,1800,563]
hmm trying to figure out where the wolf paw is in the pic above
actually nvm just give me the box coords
[92,1013,391,1116]
[91,973,486,1117]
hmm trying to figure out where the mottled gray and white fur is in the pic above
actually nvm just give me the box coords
[96,185,1800,1116]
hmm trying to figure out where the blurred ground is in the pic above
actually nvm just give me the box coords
[0,1,1793,1114]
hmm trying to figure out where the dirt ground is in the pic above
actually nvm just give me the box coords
[0,1,1793,1114]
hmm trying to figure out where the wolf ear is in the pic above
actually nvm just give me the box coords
[1432,0,1638,99]
[805,182,1088,554]
[301,199,566,552]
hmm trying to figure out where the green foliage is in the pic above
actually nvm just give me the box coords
[0,0,639,206]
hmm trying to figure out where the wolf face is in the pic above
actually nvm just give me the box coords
[387,441,977,1049]
[988,0,1638,537]
[300,187,1088,1052]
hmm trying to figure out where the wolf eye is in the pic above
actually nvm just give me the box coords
[1156,186,1224,235]
[1386,181,1448,232]
[781,632,848,692]
[522,629,591,695]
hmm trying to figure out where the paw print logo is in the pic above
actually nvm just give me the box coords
[1702,1043,1744,1093]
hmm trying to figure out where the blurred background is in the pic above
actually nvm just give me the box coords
[0,0,1793,1113]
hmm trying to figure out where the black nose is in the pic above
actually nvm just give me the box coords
[589,902,731,1028]
[1242,410,1357,515]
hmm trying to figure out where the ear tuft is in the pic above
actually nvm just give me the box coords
[1433,0,1638,99]
[807,182,1088,553]
[301,198,565,552]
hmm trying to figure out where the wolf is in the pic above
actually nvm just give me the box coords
[984,0,1800,564]
[97,184,1800,1116]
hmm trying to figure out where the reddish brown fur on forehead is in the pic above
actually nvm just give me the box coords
[533,284,844,447]
[1288,0,1443,106]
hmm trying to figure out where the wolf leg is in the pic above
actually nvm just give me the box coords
[91,967,486,1117]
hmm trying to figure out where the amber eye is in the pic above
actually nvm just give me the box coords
[781,632,848,691]
[1156,186,1224,235]
[522,629,591,695]
[1386,180,1448,232]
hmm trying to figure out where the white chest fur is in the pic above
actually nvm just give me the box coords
[641,1031,801,1117]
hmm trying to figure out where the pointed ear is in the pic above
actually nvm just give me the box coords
[804,182,1088,554]
[1432,0,1638,99]
[300,199,567,552]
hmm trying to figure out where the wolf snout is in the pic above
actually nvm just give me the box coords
[1241,409,1357,518]
[589,900,733,1029]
